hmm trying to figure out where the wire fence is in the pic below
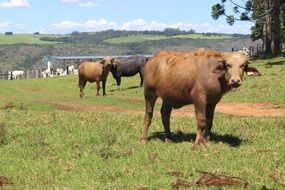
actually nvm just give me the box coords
[0,69,76,80]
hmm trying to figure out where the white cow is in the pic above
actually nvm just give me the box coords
[41,70,53,78]
[41,61,54,78]
[11,70,25,80]
[238,47,250,56]
[67,65,75,75]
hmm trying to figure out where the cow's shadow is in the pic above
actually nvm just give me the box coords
[267,60,285,66]
[148,131,242,147]
[109,85,141,92]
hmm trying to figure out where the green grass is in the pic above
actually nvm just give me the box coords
[0,56,284,189]
[104,34,232,44]
[0,34,61,45]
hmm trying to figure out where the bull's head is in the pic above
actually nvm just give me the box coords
[218,52,260,88]
[111,58,120,68]
[100,57,115,67]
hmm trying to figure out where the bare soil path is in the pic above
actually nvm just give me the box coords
[47,100,285,117]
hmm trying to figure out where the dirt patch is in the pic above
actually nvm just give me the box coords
[0,176,11,188]
[46,100,285,117]
[195,171,249,187]
[171,171,248,189]
[0,102,14,110]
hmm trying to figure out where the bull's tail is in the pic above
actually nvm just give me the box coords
[145,57,149,63]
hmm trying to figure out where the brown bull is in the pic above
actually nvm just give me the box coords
[78,57,114,98]
[140,49,260,145]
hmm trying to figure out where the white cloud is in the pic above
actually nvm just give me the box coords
[191,22,253,34]
[84,19,117,29]
[61,0,81,3]
[0,21,10,28]
[0,0,30,8]
[61,0,98,7]
[117,19,252,34]
[43,19,252,34]
[79,1,98,7]
[15,23,25,29]
[50,21,82,31]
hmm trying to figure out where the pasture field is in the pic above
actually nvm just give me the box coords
[103,34,232,44]
[0,33,231,45]
[0,34,61,45]
[0,57,284,189]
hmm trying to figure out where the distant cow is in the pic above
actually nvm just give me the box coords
[11,70,25,80]
[140,49,260,145]
[110,55,148,86]
[78,57,114,98]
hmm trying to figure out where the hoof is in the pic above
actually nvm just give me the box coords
[194,138,210,147]
[165,137,173,143]
[140,138,148,145]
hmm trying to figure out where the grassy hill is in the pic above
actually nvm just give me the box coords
[0,31,258,71]
[104,34,232,44]
[0,56,284,189]
[0,34,61,45]
[0,32,235,45]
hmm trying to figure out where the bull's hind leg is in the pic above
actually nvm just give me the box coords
[140,91,157,144]
[161,101,173,141]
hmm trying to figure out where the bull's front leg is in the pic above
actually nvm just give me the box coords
[194,99,208,145]
[139,70,144,86]
[205,104,216,140]
[102,80,106,96]
[116,77,121,86]
[161,101,172,141]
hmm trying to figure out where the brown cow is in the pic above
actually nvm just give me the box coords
[140,49,260,145]
[78,57,114,98]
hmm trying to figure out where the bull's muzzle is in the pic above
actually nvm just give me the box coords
[230,78,241,87]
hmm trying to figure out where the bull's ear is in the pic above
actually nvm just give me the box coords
[213,59,227,75]
[99,59,105,65]
[245,66,262,76]
[112,59,119,66]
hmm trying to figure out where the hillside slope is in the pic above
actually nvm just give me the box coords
[0,32,260,70]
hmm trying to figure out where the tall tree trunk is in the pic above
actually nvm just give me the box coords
[271,0,281,55]
[281,1,285,50]
[263,0,273,56]
[263,0,282,56]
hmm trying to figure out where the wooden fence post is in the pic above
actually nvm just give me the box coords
[35,70,39,78]
[26,70,29,80]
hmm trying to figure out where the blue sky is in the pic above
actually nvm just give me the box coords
[0,0,253,34]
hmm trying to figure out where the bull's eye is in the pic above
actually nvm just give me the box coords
[241,63,248,70]
[226,63,231,68]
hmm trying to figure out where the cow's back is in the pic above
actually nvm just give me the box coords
[79,61,102,82]
[144,50,224,106]
[116,55,146,76]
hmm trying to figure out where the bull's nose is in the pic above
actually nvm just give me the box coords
[230,78,241,84]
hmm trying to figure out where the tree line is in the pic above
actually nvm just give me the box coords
[39,28,200,44]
